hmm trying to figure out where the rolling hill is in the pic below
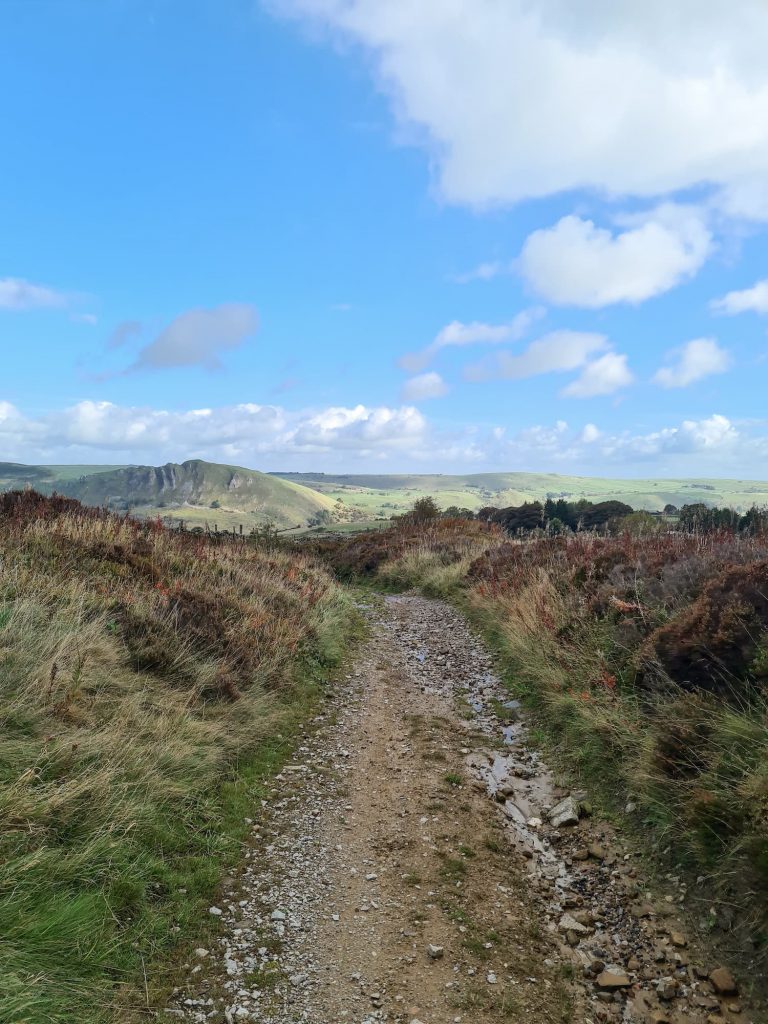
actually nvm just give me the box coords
[272,471,768,518]
[5,461,768,532]
[0,460,342,531]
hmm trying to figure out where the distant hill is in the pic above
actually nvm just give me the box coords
[0,462,128,491]
[5,462,768,531]
[0,460,342,530]
[272,471,768,517]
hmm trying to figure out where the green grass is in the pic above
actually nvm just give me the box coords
[274,470,768,515]
[338,519,768,993]
[0,496,363,1023]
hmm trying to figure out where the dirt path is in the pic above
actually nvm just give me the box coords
[167,595,755,1024]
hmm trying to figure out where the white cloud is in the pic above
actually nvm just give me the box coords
[401,371,449,401]
[272,1,768,212]
[401,309,544,372]
[3,400,767,475]
[0,399,428,465]
[518,206,712,307]
[466,330,608,382]
[131,304,258,371]
[653,338,731,388]
[0,277,68,311]
[580,423,601,443]
[562,353,634,398]
[711,278,768,315]
[452,261,503,284]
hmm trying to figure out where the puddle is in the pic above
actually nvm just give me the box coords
[458,668,573,886]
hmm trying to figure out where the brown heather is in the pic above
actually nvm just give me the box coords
[318,517,768,965]
[0,490,356,1023]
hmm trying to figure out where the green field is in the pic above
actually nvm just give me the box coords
[4,462,768,529]
[272,471,768,516]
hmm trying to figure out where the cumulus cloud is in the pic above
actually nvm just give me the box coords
[0,277,68,311]
[562,353,634,398]
[401,371,449,401]
[580,423,601,443]
[711,278,768,315]
[130,304,258,371]
[272,1,768,213]
[465,330,608,382]
[518,206,712,307]
[653,338,731,388]
[492,414,745,470]
[2,399,765,474]
[0,399,427,465]
[401,308,544,372]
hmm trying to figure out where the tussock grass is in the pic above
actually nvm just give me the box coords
[0,491,358,1023]
[321,518,768,969]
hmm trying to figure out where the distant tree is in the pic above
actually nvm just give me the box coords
[210,500,221,509]
[476,506,498,521]
[663,503,679,516]
[740,505,768,534]
[580,500,634,531]
[612,510,661,536]
[410,495,441,522]
[554,498,578,530]
[492,501,545,534]
[442,506,475,519]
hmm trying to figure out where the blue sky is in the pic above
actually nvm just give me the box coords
[3,0,768,476]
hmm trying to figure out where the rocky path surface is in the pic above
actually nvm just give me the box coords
[167,595,757,1024]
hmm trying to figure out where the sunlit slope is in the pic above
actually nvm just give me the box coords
[272,471,768,515]
[1,460,339,529]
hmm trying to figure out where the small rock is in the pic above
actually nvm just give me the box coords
[208,906,222,916]
[588,843,607,861]
[656,977,679,1001]
[669,931,687,948]
[595,971,631,990]
[709,966,737,995]
[427,944,444,960]
[558,913,590,935]
[486,971,497,984]
[548,796,580,827]
[270,910,286,922]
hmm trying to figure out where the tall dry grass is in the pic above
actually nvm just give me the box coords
[0,491,356,1023]
[321,519,768,967]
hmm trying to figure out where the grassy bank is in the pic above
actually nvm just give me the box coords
[319,519,768,967]
[0,491,359,1023]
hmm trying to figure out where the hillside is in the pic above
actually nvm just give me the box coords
[273,470,768,517]
[0,461,127,491]
[0,489,355,1022]
[1,460,343,530]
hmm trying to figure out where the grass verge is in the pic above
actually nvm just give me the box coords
[0,491,362,1023]
[317,519,768,977]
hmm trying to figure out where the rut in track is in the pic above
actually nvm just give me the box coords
[168,595,755,1024]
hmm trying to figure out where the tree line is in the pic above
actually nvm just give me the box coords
[406,495,768,535]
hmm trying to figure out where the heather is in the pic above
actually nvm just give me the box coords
[0,491,356,1023]
[319,516,768,960]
